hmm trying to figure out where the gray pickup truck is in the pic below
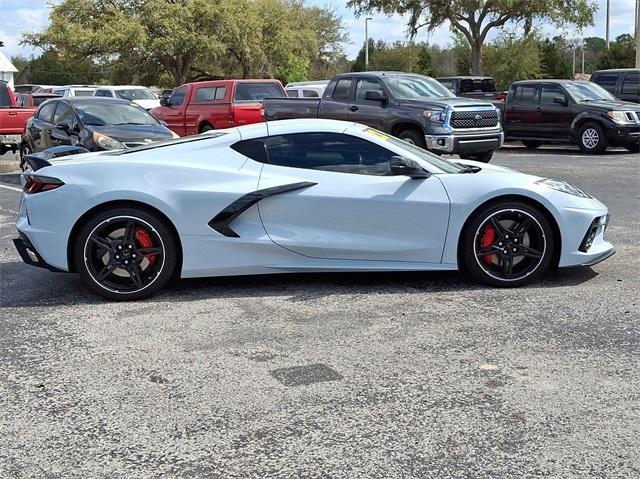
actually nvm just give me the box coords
[263,72,504,163]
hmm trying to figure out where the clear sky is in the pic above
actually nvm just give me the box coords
[0,0,637,60]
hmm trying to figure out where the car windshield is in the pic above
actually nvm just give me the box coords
[459,79,496,93]
[564,82,617,102]
[234,82,284,102]
[115,89,157,101]
[75,102,159,126]
[385,75,455,99]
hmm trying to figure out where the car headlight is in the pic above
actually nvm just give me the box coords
[423,110,446,123]
[93,131,125,150]
[536,178,591,198]
[607,111,633,124]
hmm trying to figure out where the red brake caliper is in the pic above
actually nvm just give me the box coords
[480,224,496,265]
[135,227,157,266]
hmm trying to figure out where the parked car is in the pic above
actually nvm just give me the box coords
[0,80,36,156]
[51,85,97,97]
[15,92,61,107]
[20,97,177,168]
[264,72,503,163]
[94,85,161,110]
[285,81,328,98]
[13,84,55,94]
[158,89,174,103]
[150,79,286,136]
[503,79,640,153]
[16,118,614,300]
[436,76,503,103]
[590,68,639,104]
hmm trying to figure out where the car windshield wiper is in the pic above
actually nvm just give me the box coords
[112,122,150,125]
[457,164,482,174]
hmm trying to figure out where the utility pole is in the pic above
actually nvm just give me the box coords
[365,17,372,71]
[572,48,576,78]
[606,0,610,49]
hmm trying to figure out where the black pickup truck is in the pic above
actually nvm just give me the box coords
[436,76,506,103]
[504,79,640,153]
[263,72,504,163]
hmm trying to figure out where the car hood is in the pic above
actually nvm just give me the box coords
[90,124,174,142]
[397,97,495,111]
[130,98,161,110]
[577,99,640,110]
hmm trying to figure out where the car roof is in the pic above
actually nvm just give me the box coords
[96,85,152,90]
[53,97,134,105]
[181,79,282,88]
[511,79,593,85]
[332,72,429,78]
[592,68,639,74]
[437,76,494,80]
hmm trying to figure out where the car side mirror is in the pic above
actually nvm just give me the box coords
[553,96,568,106]
[390,156,431,179]
[364,90,388,103]
[56,122,71,131]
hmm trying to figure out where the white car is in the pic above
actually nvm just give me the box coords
[94,86,161,110]
[14,119,614,300]
[285,81,328,98]
[51,85,97,97]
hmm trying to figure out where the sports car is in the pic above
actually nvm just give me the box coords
[14,119,614,300]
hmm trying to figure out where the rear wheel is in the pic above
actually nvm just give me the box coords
[577,122,608,153]
[20,143,32,171]
[397,129,427,149]
[459,151,494,163]
[522,140,543,149]
[200,124,214,133]
[462,201,554,287]
[74,207,177,300]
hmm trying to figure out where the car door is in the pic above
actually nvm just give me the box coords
[317,78,352,121]
[505,84,542,137]
[48,101,81,147]
[161,85,188,136]
[254,131,450,263]
[620,72,639,104]
[348,77,388,130]
[538,84,573,139]
[29,101,58,152]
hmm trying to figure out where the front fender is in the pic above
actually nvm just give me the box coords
[570,111,614,138]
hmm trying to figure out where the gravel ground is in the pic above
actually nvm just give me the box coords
[0,145,638,478]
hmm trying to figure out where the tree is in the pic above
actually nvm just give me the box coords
[351,39,376,72]
[539,36,572,79]
[598,34,636,69]
[347,0,596,75]
[24,0,345,86]
[483,32,542,89]
[416,46,436,76]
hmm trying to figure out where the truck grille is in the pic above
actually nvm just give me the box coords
[451,110,499,128]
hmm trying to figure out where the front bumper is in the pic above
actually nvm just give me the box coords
[605,124,640,145]
[425,128,504,154]
[557,207,615,268]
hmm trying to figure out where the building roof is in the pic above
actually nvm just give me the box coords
[0,50,18,73]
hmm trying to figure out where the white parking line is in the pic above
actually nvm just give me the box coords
[0,184,21,193]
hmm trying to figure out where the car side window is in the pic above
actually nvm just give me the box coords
[37,102,57,122]
[596,73,619,93]
[286,90,299,98]
[53,102,74,125]
[264,132,395,176]
[302,89,319,98]
[215,87,226,100]
[539,85,566,104]
[16,95,27,107]
[169,86,187,106]
[230,139,269,163]
[332,79,352,100]
[621,73,639,95]
[514,85,537,104]
[355,78,385,101]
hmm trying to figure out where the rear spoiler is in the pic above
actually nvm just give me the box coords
[25,145,89,171]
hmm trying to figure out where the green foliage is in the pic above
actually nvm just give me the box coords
[598,34,636,69]
[14,50,105,85]
[351,39,376,72]
[347,0,596,74]
[277,55,310,84]
[539,36,572,79]
[24,0,345,86]
[483,32,542,90]
[416,47,435,76]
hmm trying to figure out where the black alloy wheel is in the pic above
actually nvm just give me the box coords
[74,208,177,300]
[462,202,554,287]
[20,143,32,171]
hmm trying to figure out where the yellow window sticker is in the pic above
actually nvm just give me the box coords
[365,128,391,141]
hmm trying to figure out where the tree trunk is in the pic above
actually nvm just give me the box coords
[471,38,483,75]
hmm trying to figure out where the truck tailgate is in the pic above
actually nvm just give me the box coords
[0,107,36,135]
[232,102,266,126]
[262,98,321,121]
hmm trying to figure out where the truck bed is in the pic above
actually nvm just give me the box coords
[262,98,321,121]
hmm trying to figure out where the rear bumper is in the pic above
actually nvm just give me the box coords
[13,231,66,272]
[425,128,504,154]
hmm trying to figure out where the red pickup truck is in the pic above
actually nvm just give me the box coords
[1,81,36,155]
[149,79,286,136]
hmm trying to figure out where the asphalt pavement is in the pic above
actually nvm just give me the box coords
[0,144,638,478]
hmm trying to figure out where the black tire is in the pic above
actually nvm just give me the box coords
[522,140,543,149]
[459,151,494,163]
[20,143,32,171]
[624,143,639,153]
[397,129,427,148]
[74,207,178,300]
[462,201,554,287]
[200,124,214,133]
[577,122,608,153]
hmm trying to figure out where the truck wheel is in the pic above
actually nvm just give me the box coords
[20,143,32,171]
[577,122,608,153]
[397,129,426,149]
[200,124,214,133]
[522,140,543,149]
[460,151,493,163]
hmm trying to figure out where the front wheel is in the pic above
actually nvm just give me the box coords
[462,202,554,287]
[397,129,427,149]
[459,151,494,163]
[577,122,608,153]
[74,207,178,300]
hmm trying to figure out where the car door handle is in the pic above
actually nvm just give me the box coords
[535,107,542,112]
[348,105,359,112]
